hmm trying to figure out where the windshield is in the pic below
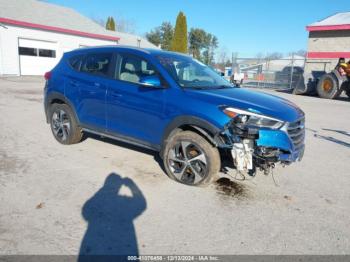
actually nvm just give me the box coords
[155,54,233,89]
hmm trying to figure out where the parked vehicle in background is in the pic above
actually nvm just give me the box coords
[44,46,305,187]
[230,72,245,87]
[275,66,304,89]
[316,60,350,99]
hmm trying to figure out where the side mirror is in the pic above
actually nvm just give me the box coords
[139,75,162,88]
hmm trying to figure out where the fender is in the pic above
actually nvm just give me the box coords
[45,92,80,124]
[160,115,221,153]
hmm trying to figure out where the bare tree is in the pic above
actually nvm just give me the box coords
[215,47,230,71]
[288,49,307,57]
[217,47,229,65]
[90,15,136,33]
[115,17,136,34]
[265,52,283,60]
[91,17,106,27]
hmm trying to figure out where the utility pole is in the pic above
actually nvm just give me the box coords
[231,52,234,73]
[290,53,295,90]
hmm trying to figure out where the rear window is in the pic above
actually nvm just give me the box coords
[81,53,113,77]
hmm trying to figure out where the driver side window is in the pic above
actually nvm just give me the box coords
[117,54,158,84]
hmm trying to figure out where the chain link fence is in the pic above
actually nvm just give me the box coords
[224,56,308,90]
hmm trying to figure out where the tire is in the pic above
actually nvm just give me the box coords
[346,87,350,99]
[49,103,83,145]
[316,73,342,99]
[162,131,221,187]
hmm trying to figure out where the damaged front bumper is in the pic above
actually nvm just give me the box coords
[256,129,305,162]
[215,118,305,175]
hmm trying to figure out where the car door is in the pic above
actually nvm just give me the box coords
[106,52,166,146]
[69,52,114,131]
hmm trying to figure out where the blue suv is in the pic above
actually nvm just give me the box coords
[44,46,305,186]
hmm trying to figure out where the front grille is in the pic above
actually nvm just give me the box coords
[287,117,305,150]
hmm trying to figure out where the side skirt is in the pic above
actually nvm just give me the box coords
[82,127,160,152]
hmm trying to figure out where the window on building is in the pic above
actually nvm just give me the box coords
[39,49,56,58]
[18,47,37,56]
[81,53,113,77]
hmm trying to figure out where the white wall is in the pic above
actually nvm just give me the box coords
[0,24,117,75]
[0,27,3,75]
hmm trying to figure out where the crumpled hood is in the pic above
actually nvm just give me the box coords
[186,88,304,123]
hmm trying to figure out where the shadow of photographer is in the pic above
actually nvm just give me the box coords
[79,173,147,260]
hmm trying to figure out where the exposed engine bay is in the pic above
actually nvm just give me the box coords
[214,107,305,179]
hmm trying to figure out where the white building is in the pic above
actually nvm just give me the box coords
[0,0,156,76]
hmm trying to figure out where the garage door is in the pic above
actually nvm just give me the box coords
[18,38,59,75]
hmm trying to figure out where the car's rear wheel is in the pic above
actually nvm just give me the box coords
[49,103,83,145]
[316,73,342,99]
[163,131,220,186]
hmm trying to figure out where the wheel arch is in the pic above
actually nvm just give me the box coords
[160,116,221,155]
[45,92,79,124]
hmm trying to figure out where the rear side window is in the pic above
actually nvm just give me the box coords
[69,55,83,71]
[81,53,113,77]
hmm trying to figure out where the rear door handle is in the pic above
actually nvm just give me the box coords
[94,82,106,90]
[70,80,78,87]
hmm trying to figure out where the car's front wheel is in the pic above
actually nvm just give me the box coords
[163,131,221,186]
[346,88,350,99]
[49,103,83,145]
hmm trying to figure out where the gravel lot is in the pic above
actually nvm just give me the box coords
[0,76,349,256]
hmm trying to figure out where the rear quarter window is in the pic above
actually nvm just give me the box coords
[81,53,113,78]
[68,55,83,71]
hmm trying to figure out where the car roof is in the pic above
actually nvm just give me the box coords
[65,45,191,59]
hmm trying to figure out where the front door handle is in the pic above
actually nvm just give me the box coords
[110,91,122,98]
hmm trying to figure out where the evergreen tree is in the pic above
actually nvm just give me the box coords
[145,22,173,50]
[109,17,116,31]
[189,28,218,64]
[171,11,188,53]
[188,28,206,60]
[160,22,173,50]
[146,28,162,47]
[106,16,116,31]
[105,17,111,30]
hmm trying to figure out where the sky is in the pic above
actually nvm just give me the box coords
[47,0,350,57]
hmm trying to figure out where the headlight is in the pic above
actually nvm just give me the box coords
[222,107,284,130]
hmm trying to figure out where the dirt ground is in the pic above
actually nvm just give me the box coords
[0,76,349,255]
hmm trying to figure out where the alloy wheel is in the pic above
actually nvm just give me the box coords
[168,141,208,185]
[51,109,71,142]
